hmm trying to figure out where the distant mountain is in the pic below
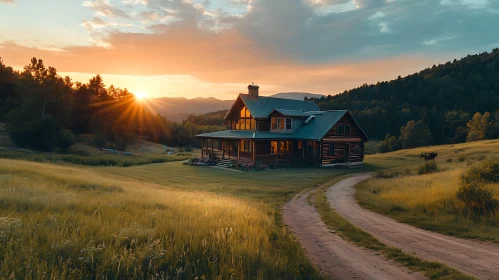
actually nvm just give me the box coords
[148,97,233,122]
[270,92,324,100]
[151,92,324,121]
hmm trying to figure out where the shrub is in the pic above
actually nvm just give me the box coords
[446,158,453,163]
[418,161,438,175]
[57,130,75,152]
[184,146,193,152]
[112,136,127,151]
[456,184,498,218]
[457,160,499,218]
[92,134,107,148]
[460,159,499,187]
[458,155,466,162]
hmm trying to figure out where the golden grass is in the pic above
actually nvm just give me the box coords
[0,159,325,279]
[359,140,499,242]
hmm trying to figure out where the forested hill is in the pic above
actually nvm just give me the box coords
[308,49,499,146]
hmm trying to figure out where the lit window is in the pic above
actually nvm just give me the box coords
[271,141,277,154]
[298,141,303,149]
[272,118,281,130]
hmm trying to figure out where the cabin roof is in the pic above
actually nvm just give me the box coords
[272,109,310,117]
[234,94,320,119]
[198,110,368,140]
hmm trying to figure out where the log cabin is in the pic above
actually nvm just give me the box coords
[196,85,369,167]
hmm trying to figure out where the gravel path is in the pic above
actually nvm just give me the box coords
[327,174,499,280]
[283,189,425,280]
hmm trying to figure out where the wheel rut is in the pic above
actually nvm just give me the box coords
[283,189,425,280]
[327,174,499,280]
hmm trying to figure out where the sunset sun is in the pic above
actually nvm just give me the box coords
[135,91,147,101]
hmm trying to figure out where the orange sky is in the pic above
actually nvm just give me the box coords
[1,0,496,99]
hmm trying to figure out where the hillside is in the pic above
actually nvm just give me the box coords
[149,97,233,122]
[310,49,499,144]
[150,92,322,121]
[271,92,324,100]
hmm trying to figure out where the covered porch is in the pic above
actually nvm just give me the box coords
[199,138,321,166]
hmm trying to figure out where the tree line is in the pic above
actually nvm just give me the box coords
[0,57,223,152]
[306,48,499,152]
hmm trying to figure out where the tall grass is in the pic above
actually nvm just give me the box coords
[0,159,321,279]
[0,150,191,167]
[359,140,499,242]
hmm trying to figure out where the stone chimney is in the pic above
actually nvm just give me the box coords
[248,84,259,99]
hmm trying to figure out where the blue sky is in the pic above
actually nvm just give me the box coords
[0,0,498,99]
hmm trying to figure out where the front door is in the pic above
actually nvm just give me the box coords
[344,143,350,162]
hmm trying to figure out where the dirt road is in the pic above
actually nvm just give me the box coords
[327,174,499,279]
[283,190,425,280]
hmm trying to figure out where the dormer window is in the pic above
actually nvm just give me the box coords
[272,117,292,131]
[272,118,283,130]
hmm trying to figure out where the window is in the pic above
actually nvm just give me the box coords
[272,118,281,130]
[344,125,351,135]
[298,140,303,150]
[328,143,335,155]
[354,145,361,154]
[240,140,252,153]
[235,106,254,131]
[337,125,344,135]
[272,118,292,130]
[307,141,314,156]
[271,141,278,154]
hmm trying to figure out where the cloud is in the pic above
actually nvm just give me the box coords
[83,0,131,19]
[1,0,498,96]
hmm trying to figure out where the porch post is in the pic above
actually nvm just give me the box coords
[276,141,279,165]
[252,140,256,163]
[237,140,240,160]
[222,140,225,158]
[201,138,204,158]
[228,140,231,159]
[303,141,305,159]
[319,140,323,167]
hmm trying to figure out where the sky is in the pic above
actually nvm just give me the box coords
[0,0,498,99]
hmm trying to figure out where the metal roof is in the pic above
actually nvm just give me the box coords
[197,130,304,140]
[197,110,362,141]
[239,94,320,119]
[273,109,310,117]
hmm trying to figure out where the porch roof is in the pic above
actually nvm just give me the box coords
[198,110,368,141]
[196,130,310,140]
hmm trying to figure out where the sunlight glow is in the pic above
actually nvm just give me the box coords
[135,91,147,101]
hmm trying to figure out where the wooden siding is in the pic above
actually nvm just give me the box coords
[325,114,364,139]
[321,114,365,165]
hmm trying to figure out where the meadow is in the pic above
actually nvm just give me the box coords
[0,158,356,279]
[360,139,499,242]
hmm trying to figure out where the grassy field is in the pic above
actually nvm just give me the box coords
[359,139,499,243]
[0,158,362,279]
[0,149,192,167]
